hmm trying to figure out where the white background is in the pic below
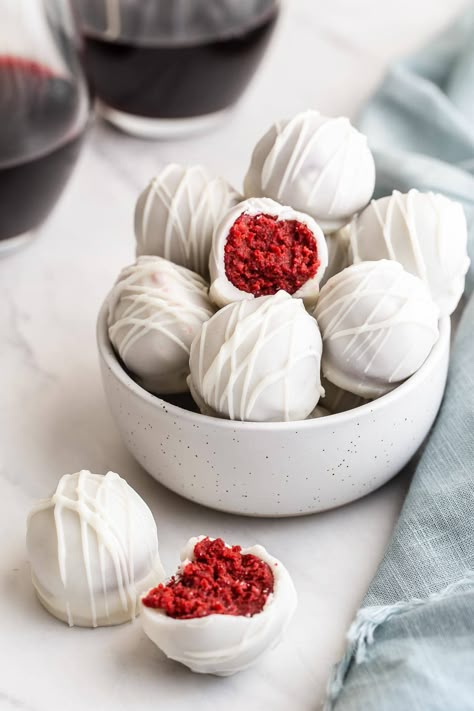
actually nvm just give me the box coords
[0,1,468,709]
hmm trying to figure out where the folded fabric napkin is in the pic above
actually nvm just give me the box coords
[325,8,474,710]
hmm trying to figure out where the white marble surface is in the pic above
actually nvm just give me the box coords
[0,1,468,709]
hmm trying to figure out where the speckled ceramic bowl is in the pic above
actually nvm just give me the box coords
[97,302,450,517]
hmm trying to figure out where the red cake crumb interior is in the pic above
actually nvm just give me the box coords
[142,537,274,619]
[224,212,320,296]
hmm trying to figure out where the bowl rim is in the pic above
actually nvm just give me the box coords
[97,299,450,432]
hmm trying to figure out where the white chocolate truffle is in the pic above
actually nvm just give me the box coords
[187,374,326,422]
[320,226,351,287]
[209,196,328,309]
[135,164,241,277]
[313,261,440,398]
[108,256,215,395]
[141,536,297,676]
[187,374,218,418]
[320,377,370,414]
[26,470,165,628]
[244,110,375,233]
[189,291,324,422]
[349,189,470,316]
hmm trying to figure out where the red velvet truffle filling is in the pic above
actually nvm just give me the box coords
[224,213,320,296]
[142,537,274,619]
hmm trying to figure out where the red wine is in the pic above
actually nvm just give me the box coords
[83,3,278,119]
[0,56,85,242]
[0,136,84,242]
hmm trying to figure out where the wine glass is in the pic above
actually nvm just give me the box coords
[77,0,279,138]
[0,0,90,255]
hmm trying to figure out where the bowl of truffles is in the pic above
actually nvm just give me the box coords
[97,110,468,517]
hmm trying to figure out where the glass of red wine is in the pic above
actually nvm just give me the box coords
[77,0,279,138]
[0,0,90,255]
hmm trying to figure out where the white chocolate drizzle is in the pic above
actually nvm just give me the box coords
[262,115,352,213]
[191,291,323,421]
[245,110,375,231]
[314,261,440,397]
[108,256,214,363]
[136,164,240,277]
[28,471,160,627]
[350,189,470,317]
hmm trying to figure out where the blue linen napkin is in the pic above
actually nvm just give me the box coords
[325,8,474,710]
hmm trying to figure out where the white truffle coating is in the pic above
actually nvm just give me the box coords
[189,291,323,422]
[313,261,440,398]
[107,256,215,395]
[135,164,241,278]
[349,189,470,316]
[140,536,298,676]
[26,470,165,628]
[209,196,328,309]
[187,374,219,418]
[244,110,375,232]
[189,375,330,421]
